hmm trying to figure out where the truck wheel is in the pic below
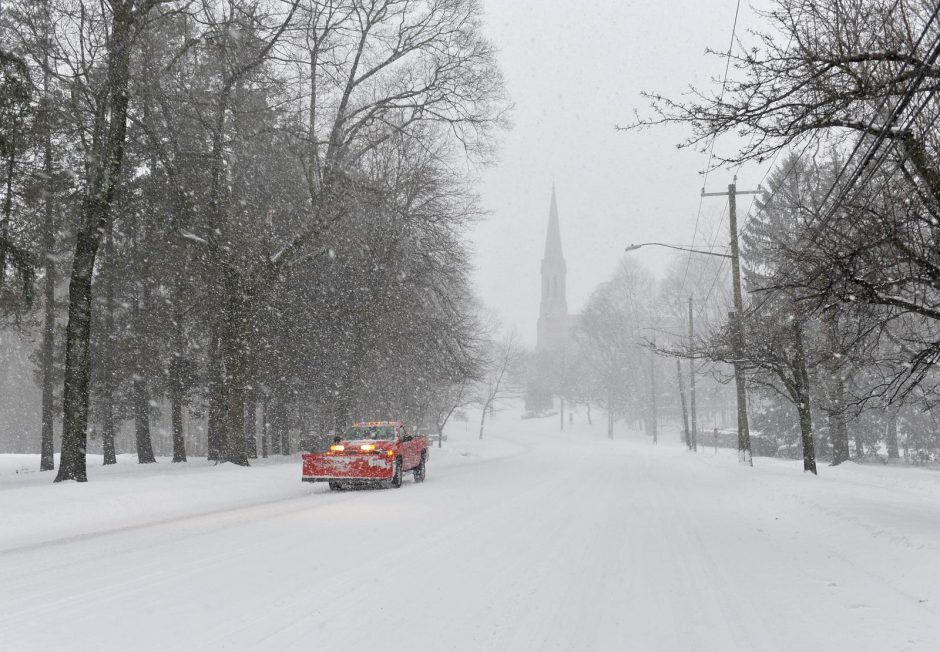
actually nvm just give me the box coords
[391,458,403,488]
[414,452,427,483]
[328,481,341,491]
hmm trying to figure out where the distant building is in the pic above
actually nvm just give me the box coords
[527,187,579,414]
[536,186,578,354]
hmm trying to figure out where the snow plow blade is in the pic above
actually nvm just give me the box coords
[302,453,394,482]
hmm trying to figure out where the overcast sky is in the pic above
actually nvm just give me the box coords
[472,0,771,346]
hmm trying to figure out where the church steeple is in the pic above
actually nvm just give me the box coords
[538,186,569,352]
[544,185,564,262]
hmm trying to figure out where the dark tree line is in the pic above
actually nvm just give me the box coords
[0,0,508,480]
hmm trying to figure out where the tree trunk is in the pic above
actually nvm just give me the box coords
[901,131,940,206]
[854,431,865,458]
[828,405,850,466]
[170,378,185,463]
[207,330,223,461]
[133,282,156,464]
[278,397,291,455]
[204,80,230,463]
[797,398,817,475]
[133,370,156,464]
[169,310,187,463]
[793,321,817,475]
[55,3,135,483]
[885,408,900,459]
[825,315,850,466]
[270,394,284,455]
[1,152,13,289]
[586,403,591,425]
[39,101,56,472]
[219,273,250,466]
[280,423,290,455]
[101,230,117,466]
[434,392,463,449]
[57,233,104,482]
[169,276,187,462]
[261,394,269,458]
[478,400,488,439]
[559,397,564,431]
[245,386,258,459]
[132,260,156,464]
[39,269,56,470]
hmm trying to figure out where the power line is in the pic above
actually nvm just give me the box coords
[748,58,940,321]
[736,0,909,241]
[811,3,940,234]
[733,1,938,318]
[691,0,929,323]
[690,0,811,320]
[786,0,910,229]
[678,0,744,298]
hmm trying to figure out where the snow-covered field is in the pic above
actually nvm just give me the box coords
[2,409,940,651]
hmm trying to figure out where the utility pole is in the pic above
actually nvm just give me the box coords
[650,341,658,444]
[702,177,759,466]
[676,359,691,449]
[688,296,697,452]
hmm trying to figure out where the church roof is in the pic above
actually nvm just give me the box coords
[543,185,564,262]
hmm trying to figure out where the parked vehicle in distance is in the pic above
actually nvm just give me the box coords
[302,421,428,490]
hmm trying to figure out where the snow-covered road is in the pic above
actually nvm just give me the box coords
[2,413,939,651]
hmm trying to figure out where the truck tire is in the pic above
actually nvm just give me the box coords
[391,458,403,488]
[328,481,341,491]
[414,451,427,483]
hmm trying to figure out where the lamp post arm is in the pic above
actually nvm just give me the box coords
[624,242,732,259]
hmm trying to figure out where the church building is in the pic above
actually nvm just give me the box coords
[537,187,578,354]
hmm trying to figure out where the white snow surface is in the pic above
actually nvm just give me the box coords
[2,408,940,651]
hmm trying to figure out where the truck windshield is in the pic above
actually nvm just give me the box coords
[345,426,397,441]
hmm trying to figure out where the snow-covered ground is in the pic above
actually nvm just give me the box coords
[2,409,940,651]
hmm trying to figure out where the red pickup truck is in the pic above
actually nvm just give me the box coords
[302,421,428,490]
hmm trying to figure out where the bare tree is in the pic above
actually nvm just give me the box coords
[48,0,177,482]
[630,0,940,192]
[629,0,940,405]
[0,0,507,473]
[579,259,658,438]
[476,331,519,440]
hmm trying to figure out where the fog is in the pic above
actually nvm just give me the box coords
[4,0,940,649]
[474,0,768,345]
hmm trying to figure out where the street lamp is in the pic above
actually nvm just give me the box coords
[625,238,750,464]
[624,242,731,259]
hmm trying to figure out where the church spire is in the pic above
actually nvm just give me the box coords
[544,184,564,261]
[538,185,568,344]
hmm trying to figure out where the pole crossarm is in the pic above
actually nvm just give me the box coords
[702,189,760,197]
